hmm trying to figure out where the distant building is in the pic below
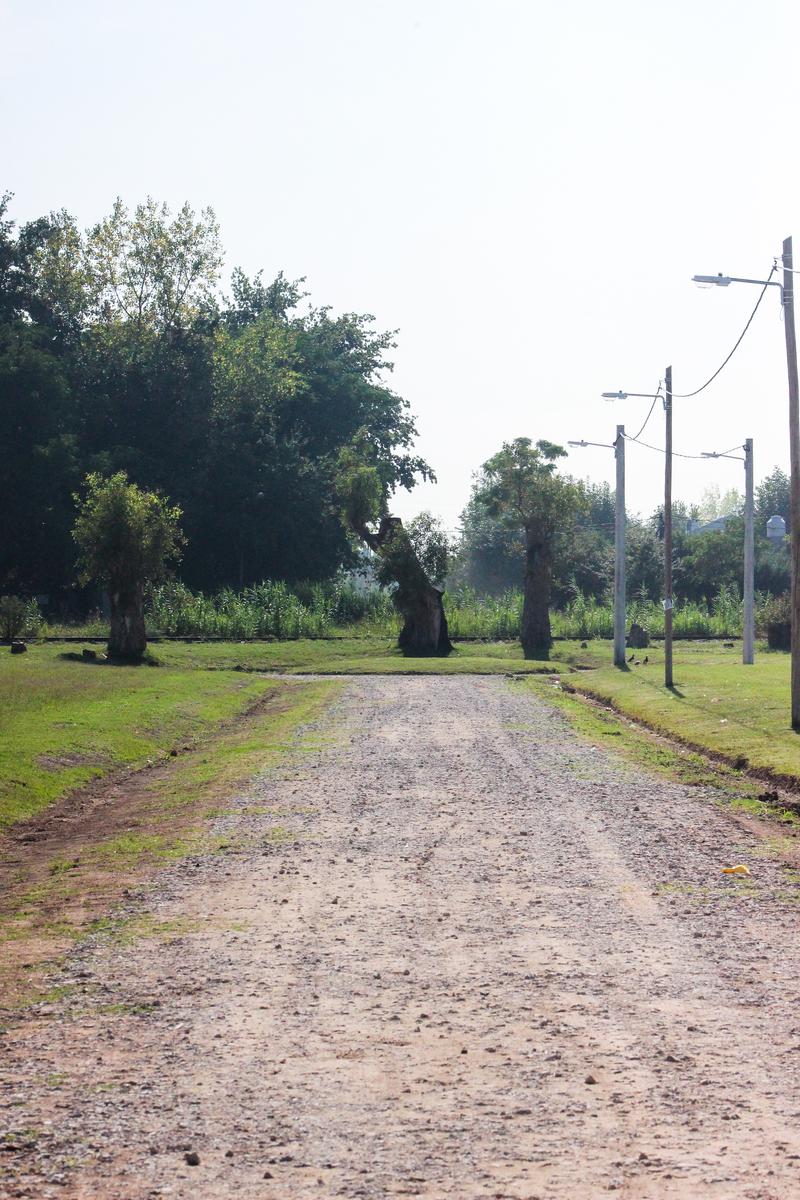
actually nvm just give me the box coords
[767,514,787,543]
[685,515,730,536]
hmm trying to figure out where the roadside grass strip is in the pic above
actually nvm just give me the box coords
[558,642,800,787]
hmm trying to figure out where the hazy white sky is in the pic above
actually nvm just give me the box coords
[4,0,799,527]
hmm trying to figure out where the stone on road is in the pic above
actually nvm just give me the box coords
[3,676,800,1199]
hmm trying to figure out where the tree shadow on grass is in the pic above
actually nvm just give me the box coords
[58,651,161,668]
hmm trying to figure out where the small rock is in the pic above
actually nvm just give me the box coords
[184,1151,200,1166]
[585,1074,598,1085]
[263,1170,273,1179]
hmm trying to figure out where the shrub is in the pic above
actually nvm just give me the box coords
[0,595,42,640]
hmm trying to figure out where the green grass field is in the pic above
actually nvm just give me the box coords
[0,647,286,828]
[150,637,558,674]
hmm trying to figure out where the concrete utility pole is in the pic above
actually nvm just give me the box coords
[568,432,627,667]
[783,239,800,728]
[614,425,626,667]
[664,366,674,689]
[743,437,755,665]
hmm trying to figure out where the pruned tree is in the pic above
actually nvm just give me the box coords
[72,472,185,660]
[336,444,452,655]
[472,438,586,659]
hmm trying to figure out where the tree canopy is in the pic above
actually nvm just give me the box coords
[0,192,428,604]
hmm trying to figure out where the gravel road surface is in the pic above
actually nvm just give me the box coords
[3,675,800,1199]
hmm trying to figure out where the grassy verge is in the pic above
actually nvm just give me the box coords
[553,640,800,787]
[0,677,339,1007]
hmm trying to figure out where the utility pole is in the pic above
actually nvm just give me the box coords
[614,425,626,667]
[743,437,755,665]
[664,366,673,688]
[783,238,800,728]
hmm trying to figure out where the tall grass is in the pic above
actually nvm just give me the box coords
[551,586,747,640]
[146,579,397,639]
[444,587,522,639]
[40,578,764,642]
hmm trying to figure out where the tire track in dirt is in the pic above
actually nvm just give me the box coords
[2,675,800,1199]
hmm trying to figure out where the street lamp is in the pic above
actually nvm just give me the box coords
[602,391,659,401]
[693,239,800,726]
[700,443,754,665]
[603,378,675,688]
[569,434,627,667]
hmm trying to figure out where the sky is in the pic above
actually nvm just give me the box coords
[4,0,800,530]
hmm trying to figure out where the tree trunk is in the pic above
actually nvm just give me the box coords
[353,515,453,657]
[521,540,552,660]
[108,581,147,661]
[396,580,452,656]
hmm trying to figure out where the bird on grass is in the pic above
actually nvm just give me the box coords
[627,653,635,663]
[643,656,649,664]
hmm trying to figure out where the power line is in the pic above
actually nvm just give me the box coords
[624,434,709,461]
[630,383,663,440]
[672,264,777,398]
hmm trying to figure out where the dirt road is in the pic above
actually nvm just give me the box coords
[3,675,800,1199]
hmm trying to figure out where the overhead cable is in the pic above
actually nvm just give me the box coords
[672,264,777,398]
[629,383,663,441]
[624,435,709,461]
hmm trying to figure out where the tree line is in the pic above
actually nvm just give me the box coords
[455,462,790,610]
[0,192,428,604]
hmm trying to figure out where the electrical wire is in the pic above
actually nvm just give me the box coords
[629,382,663,441]
[623,435,708,461]
[672,264,777,398]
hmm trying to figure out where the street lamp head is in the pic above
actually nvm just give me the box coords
[601,391,627,400]
[700,452,718,458]
[568,440,588,447]
[692,273,732,287]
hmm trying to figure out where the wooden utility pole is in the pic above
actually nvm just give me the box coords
[614,425,626,667]
[783,238,800,728]
[743,437,755,665]
[664,366,674,689]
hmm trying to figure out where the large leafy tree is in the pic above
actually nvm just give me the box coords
[206,279,430,588]
[472,439,586,659]
[0,196,84,595]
